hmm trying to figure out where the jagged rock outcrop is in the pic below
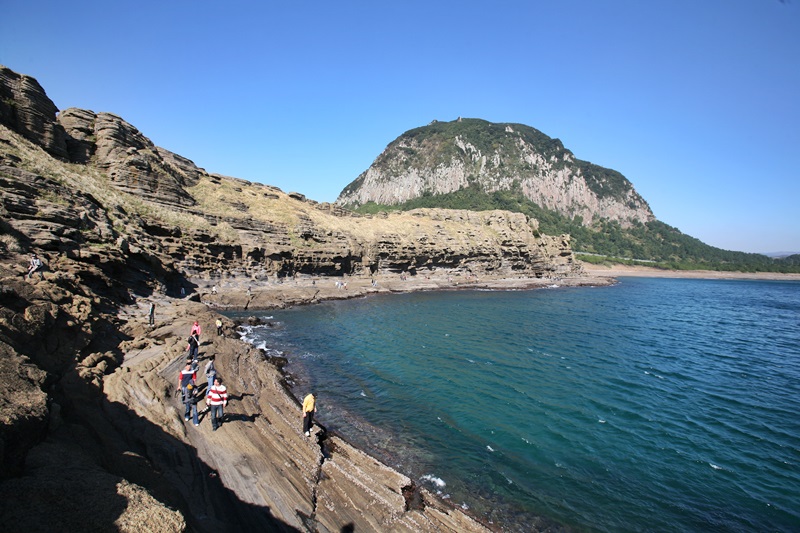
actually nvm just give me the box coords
[0,66,69,160]
[0,65,199,209]
[59,108,199,207]
[336,118,655,227]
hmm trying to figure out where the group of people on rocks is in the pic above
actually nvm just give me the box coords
[178,321,229,431]
[179,353,228,431]
[176,318,319,438]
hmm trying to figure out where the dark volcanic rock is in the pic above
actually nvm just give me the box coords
[0,65,68,160]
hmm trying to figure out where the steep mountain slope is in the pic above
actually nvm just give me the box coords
[337,118,654,227]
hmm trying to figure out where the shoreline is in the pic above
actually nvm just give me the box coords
[194,265,800,314]
[193,271,615,532]
[193,271,616,311]
[582,263,800,281]
[218,275,583,532]
[160,266,797,530]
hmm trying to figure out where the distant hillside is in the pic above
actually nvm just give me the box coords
[763,252,800,259]
[337,119,799,273]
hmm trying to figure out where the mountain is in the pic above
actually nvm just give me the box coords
[337,118,654,227]
[0,67,581,282]
[763,251,800,259]
[337,118,800,273]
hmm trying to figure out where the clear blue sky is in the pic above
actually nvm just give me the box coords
[2,1,798,254]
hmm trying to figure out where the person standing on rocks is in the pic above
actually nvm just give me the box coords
[148,302,156,326]
[204,355,217,398]
[215,318,223,337]
[178,361,196,398]
[302,392,317,437]
[207,377,228,431]
[190,321,202,339]
[187,333,200,362]
[182,384,200,426]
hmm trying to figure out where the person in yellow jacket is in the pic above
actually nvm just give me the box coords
[302,392,317,437]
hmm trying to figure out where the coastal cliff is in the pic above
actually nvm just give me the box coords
[0,65,593,531]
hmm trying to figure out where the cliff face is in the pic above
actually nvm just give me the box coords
[336,118,655,227]
[0,65,586,531]
[0,66,579,283]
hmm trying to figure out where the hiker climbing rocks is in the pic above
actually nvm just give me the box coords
[207,377,228,431]
[183,384,200,426]
[302,392,317,437]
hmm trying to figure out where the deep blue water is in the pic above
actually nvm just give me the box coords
[230,277,800,532]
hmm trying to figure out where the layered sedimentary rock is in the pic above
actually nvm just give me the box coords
[0,66,69,160]
[59,107,199,207]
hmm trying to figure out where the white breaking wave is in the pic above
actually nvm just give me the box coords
[421,474,446,488]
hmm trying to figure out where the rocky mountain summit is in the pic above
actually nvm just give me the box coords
[0,65,593,532]
[337,118,655,227]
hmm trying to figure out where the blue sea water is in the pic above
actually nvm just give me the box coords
[230,277,800,532]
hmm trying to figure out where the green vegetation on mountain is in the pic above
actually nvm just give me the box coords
[340,118,646,207]
[353,186,800,273]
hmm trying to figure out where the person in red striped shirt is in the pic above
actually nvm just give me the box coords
[207,376,228,431]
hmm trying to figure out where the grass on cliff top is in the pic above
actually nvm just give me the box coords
[188,173,512,248]
[0,126,235,242]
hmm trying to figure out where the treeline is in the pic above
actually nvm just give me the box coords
[353,187,800,273]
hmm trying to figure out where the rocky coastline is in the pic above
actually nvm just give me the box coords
[111,273,618,533]
[4,63,797,532]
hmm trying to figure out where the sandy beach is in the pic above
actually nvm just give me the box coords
[582,263,800,281]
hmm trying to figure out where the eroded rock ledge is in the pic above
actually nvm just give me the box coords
[109,295,496,532]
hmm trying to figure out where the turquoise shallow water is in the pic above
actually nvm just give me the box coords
[229,277,800,532]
